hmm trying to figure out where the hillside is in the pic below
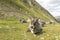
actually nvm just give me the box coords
[0,0,57,21]
[0,0,60,40]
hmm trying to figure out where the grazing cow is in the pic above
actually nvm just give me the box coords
[27,17,42,34]
[20,18,27,23]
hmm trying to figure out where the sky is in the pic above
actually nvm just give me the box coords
[35,0,60,17]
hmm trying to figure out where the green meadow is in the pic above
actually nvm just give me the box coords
[0,0,60,40]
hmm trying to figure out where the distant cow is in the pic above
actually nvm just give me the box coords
[20,18,27,23]
[27,17,42,34]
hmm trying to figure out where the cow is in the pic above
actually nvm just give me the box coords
[27,17,42,34]
[20,18,27,23]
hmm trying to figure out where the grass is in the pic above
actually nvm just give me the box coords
[0,17,60,40]
[0,0,57,22]
[0,0,59,40]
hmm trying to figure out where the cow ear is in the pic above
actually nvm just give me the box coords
[38,17,41,21]
[36,17,40,21]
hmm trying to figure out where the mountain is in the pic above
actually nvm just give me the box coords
[0,0,57,22]
[55,16,60,23]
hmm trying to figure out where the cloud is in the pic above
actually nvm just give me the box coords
[50,0,60,4]
[35,0,60,16]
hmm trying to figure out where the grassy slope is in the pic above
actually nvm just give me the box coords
[0,18,60,40]
[0,0,57,21]
[0,0,60,40]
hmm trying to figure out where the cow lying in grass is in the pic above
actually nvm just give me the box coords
[27,17,43,34]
